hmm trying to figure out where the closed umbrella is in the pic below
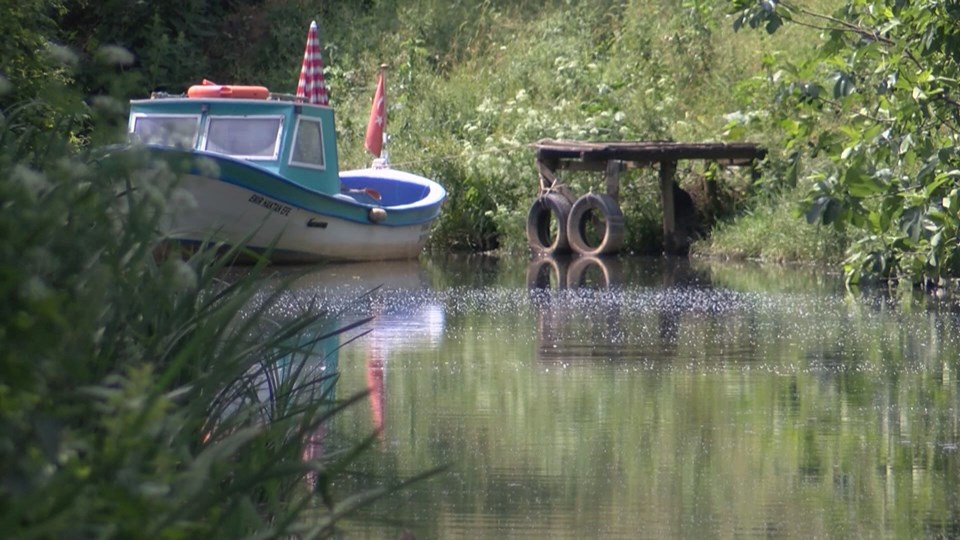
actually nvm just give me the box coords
[296,21,329,105]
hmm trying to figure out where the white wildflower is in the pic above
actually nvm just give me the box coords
[96,45,135,67]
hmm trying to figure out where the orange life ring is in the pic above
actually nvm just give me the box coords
[187,79,269,99]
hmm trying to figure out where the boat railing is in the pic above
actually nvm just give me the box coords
[147,91,308,104]
[267,92,303,103]
[149,91,186,99]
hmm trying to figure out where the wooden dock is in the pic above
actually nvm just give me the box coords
[527,139,766,255]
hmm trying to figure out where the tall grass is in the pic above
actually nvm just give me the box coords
[691,189,849,264]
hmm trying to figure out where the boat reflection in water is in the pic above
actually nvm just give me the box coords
[272,319,341,492]
[286,261,444,444]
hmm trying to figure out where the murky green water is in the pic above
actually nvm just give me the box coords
[278,255,960,539]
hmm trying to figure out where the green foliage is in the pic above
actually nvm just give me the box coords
[728,0,960,287]
[9,0,866,260]
[6,0,837,257]
[364,0,720,252]
[342,0,842,255]
[0,0,63,104]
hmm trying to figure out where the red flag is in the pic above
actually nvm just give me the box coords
[296,21,329,105]
[364,68,386,157]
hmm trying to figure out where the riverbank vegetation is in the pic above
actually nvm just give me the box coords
[3,0,839,252]
[8,1,960,287]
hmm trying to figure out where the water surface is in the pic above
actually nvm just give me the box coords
[275,255,960,539]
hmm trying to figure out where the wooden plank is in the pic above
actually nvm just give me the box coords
[537,159,558,192]
[704,173,719,221]
[532,139,765,153]
[554,161,609,172]
[532,139,766,164]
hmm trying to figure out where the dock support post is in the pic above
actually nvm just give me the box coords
[605,160,621,203]
[704,165,719,222]
[659,160,678,254]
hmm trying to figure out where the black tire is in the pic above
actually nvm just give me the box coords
[525,193,572,255]
[566,193,625,256]
[525,256,568,290]
[567,256,624,289]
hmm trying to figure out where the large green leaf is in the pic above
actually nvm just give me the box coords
[844,165,888,198]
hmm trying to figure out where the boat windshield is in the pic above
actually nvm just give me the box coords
[289,117,325,170]
[130,114,200,148]
[204,116,283,160]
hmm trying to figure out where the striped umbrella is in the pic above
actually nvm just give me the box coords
[296,21,329,105]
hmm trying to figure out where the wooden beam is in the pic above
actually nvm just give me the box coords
[534,139,767,164]
[704,173,719,222]
[659,161,678,254]
[530,139,768,256]
[536,158,575,203]
[552,161,608,172]
[605,160,621,202]
[536,159,557,192]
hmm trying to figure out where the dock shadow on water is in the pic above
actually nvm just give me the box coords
[262,255,960,539]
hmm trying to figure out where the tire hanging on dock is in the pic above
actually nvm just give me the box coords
[566,193,625,256]
[525,193,572,255]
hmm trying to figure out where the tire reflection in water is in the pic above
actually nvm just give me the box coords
[526,255,625,291]
[525,256,716,366]
[566,255,624,290]
[525,255,570,290]
[527,255,625,367]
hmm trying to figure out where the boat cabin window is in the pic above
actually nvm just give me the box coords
[289,117,325,170]
[203,116,283,160]
[130,114,200,148]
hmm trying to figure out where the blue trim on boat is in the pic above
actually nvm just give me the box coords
[149,146,444,227]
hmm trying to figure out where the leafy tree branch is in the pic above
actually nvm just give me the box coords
[729,0,960,287]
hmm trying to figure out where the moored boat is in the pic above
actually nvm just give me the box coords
[124,22,445,263]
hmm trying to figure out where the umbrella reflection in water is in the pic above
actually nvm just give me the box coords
[364,301,445,442]
[283,261,445,451]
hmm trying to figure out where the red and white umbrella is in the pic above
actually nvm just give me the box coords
[296,21,329,105]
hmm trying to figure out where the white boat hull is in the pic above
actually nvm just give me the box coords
[167,174,433,262]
